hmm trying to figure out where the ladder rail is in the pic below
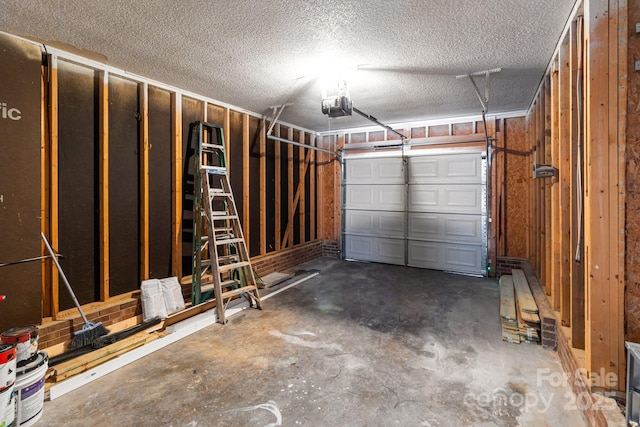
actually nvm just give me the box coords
[189,121,262,324]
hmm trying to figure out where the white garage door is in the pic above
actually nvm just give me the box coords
[342,151,487,275]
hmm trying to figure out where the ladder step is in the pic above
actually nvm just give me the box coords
[200,279,240,294]
[221,279,240,288]
[221,285,257,300]
[210,191,232,198]
[202,143,225,150]
[219,261,251,274]
[218,255,240,264]
[213,215,238,221]
[216,237,244,246]
[202,165,227,174]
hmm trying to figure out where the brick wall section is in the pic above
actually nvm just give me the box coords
[321,240,340,258]
[251,240,324,277]
[495,256,524,277]
[39,240,336,349]
[556,325,608,427]
[38,299,140,349]
[514,257,606,427]
[541,317,557,350]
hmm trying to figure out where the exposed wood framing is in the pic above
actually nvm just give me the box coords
[316,136,326,241]
[171,93,182,278]
[260,120,266,255]
[139,82,150,281]
[223,108,230,170]
[282,147,313,248]
[543,76,552,297]
[493,121,506,256]
[335,133,344,240]
[41,61,51,318]
[310,134,316,241]
[275,125,281,251]
[584,0,626,390]
[288,128,294,248]
[243,114,250,254]
[99,70,109,302]
[486,118,498,271]
[49,55,60,318]
[527,114,534,261]
[550,63,561,311]
[558,34,572,327]
[570,17,585,349]
[536,99,543,277]
[299,131,306,243]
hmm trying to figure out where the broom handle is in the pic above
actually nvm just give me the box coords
[41,232,90,324]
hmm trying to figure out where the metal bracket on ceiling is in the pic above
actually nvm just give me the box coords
[266,103,293,136]
[455,68,502,112]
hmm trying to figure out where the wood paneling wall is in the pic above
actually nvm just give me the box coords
[1,37,323,324]
[626,0,640,345]
[525,0,628,392]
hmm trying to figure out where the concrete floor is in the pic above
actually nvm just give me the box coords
[39,258,586,426]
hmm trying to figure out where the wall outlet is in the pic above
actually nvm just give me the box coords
[636,60,640,71]
[636,22,640,33]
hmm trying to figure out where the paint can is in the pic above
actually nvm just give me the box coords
[0,383,15,427]
[1,327,38,364]
[0,344,16,391]
[14,351,47,427]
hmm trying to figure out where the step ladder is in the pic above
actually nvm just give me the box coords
[190,121,261,324]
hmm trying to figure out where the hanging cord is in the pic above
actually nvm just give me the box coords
[575,16,584,263]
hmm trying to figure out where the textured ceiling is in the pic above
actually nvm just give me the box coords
[0,0,577,131]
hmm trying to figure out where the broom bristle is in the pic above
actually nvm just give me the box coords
[69,322,110,349]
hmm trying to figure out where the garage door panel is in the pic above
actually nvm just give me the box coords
[409,185,482,214]
[408,240,482,273]
[343,152,486,276]
[346,157,404,184]
[344,236,405,265]
[345,210,405,237]
[409,153,482,184]
[408,213,482,243]
[345,185,405,210]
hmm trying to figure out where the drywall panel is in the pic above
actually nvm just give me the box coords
[0,33,42,330]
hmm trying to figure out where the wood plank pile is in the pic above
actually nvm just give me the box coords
[499,269,541,344]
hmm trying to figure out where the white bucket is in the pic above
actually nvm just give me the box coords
[15,352,47,427]
[0,383,15,427]
[0,344,16,391]
[1,326,38,364]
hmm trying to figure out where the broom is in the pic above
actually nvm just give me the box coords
[41,233,110,349]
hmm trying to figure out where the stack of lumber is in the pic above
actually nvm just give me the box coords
[499,269,541,344]
[46,330,160,384]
